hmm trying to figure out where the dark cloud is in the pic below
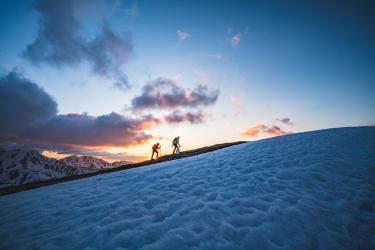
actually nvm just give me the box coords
[84,24,133,89]
[23,112,159,147]
[23,0,83,66]
[0,71,158,149]
[164,110,205,124]
[277,118,294,125]
[131,77,219,111]
[23,0,132,89]
[0,71,57,134]
[241,124,291,139]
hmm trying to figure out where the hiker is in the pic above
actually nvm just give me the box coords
[151,142,161,160]
[172,136,180,154]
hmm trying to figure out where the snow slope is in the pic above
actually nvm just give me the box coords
[0,127,374,249]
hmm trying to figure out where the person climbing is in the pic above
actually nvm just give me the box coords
[172,136,180,154]
[151,142,161,160]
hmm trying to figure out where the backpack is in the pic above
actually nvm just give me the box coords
[173,137,178,145]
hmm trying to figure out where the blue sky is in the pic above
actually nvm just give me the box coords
[0,0,374,161]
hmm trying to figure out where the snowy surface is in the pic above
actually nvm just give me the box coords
[0,127,374,249]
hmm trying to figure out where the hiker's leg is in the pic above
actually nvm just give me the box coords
[151,151,156,160]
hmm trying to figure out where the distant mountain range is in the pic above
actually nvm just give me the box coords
[0,149,132,188]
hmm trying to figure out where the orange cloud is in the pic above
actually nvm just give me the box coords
[242,124,291,139]
[133,115,161,130]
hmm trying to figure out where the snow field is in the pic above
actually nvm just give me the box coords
[0,127,374,249]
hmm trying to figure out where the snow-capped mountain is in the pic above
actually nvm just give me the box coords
[0,151,132,187]
[111,160,133,167]
[0,149,79,188]
[1,127,374,249]
[61,155,113,171]
[61,156,132,170]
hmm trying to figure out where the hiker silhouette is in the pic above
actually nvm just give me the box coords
[172,136,180,154]
[151,142,161,160]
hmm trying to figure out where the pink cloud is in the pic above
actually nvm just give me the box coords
[242,124,291,139]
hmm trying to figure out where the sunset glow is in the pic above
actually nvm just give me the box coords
[1,0,374,162]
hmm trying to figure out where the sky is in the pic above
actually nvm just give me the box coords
[0,0,374,162]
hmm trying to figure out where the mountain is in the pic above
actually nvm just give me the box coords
[61,156,133,170]
[0,126,374,249]
[111,160,133,167]
[0,149,79,188]
[0,151,132,188]
[61,155,113,171]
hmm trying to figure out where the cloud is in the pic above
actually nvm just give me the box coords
[277,118,294,125]
[164,110,205,124]
[23,0,133,89]
[23,0,82,66]
[177,30,190,40]
[228,28,248,48]
[22,112,159,147]
[208,53,225,61]
[84,24,133,89]
[0,71,158,149]
[0,71,57,134]
[242,124,291,139]
[131,77,219,111]
[231,34,241,47]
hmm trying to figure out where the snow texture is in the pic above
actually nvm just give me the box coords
[0,127,374,249]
